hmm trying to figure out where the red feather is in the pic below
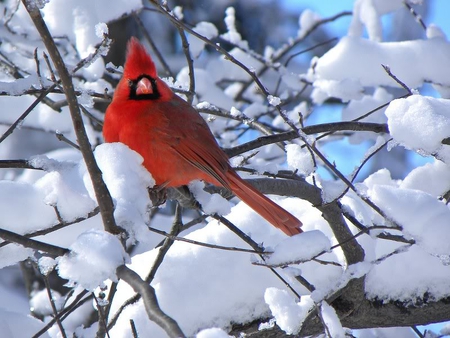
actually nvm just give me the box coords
[103,37,302,236]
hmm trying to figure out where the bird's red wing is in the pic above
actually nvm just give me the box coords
[169,133,231,189]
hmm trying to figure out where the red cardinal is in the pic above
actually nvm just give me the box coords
[103,37,302,236]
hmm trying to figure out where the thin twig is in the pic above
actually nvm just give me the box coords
[175,25,195,104]
[213,215,302,299]
[55,132,80,150]
[147,226,268,255]
[0,207,100,249]
[42,275,67,338]
[130,319,139,338]
[146,203,184,283]
[381,64,413,94]
[94,293,111,338]
[411,325,425,338]
[403,1,427,30]
[0,84,58,144]
[132,13,174,78]
[32,290,91,338]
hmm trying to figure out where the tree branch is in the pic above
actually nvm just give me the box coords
[0,227,68,256]
[22,1,121,235]
[115,265,185,338]
[224,122,388,158]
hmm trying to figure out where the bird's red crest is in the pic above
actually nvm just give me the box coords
[123,37,157,80]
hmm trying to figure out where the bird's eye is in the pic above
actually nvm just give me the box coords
[129,75,161,100]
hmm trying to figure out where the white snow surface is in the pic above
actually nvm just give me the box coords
[57,229,129,290]
[349,0,407,41]
[385,95,450,162]
[108,200,312,337]
[320,301,346,338]
[264,288,314,335]
[189,180,232,215]
[190,21,218,58]
[89,143,155,245]
[264,230,331,266]
[196,328,231,338]
[286,143,315,176]
[311,36,450,102]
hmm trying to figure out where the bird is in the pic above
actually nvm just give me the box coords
[103,37,302,236]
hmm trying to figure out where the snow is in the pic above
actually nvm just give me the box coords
[267,94,281,106]
[221,7,249,49]
[320,301,346,338]
[38,256,57,275]
[172,6,184,20]
[0,180,56,234]
[427,24,446,39]
[106,197,331,337]
[30,288,63,317]
[189,180,232,215]
[88,143,155,245]
[365,245,450,302]
[370,184,450,256]
[264,288,314,335]
[0,308,50,338]
[13,0,142,79]
[0,244,34,270]
[298,9,321,37]
[196,328,231,338]
[401,161,450,197]
[349,0,405,41]
[94,22,108,38]
[0,75,53,96]
[286,143,315,176]
[342,87,392,143]
[57,229,129,290]
[264,230,331,266]
[190,21,218,58]
[311,78,364,104]
[358,327,417,338]
[311,37,450,96]
[385,95,450,162]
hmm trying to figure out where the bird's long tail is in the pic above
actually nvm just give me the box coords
[226,170,302,236]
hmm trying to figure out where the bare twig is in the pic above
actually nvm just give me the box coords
[42,275,67,338]
[0,83,58,144]
[197,103,276,137]
[147,226,267,255]
[0,159,43,170]
[403,1,427,30]
[32,290,91,338]
[381,64,413,94]
[212,214,303,299]
[132,13,174,78]
[130,319,139,338]
[94,293,111,338]
[55,132,80,150]
[146,203,184,283]
[175,25,195,104]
